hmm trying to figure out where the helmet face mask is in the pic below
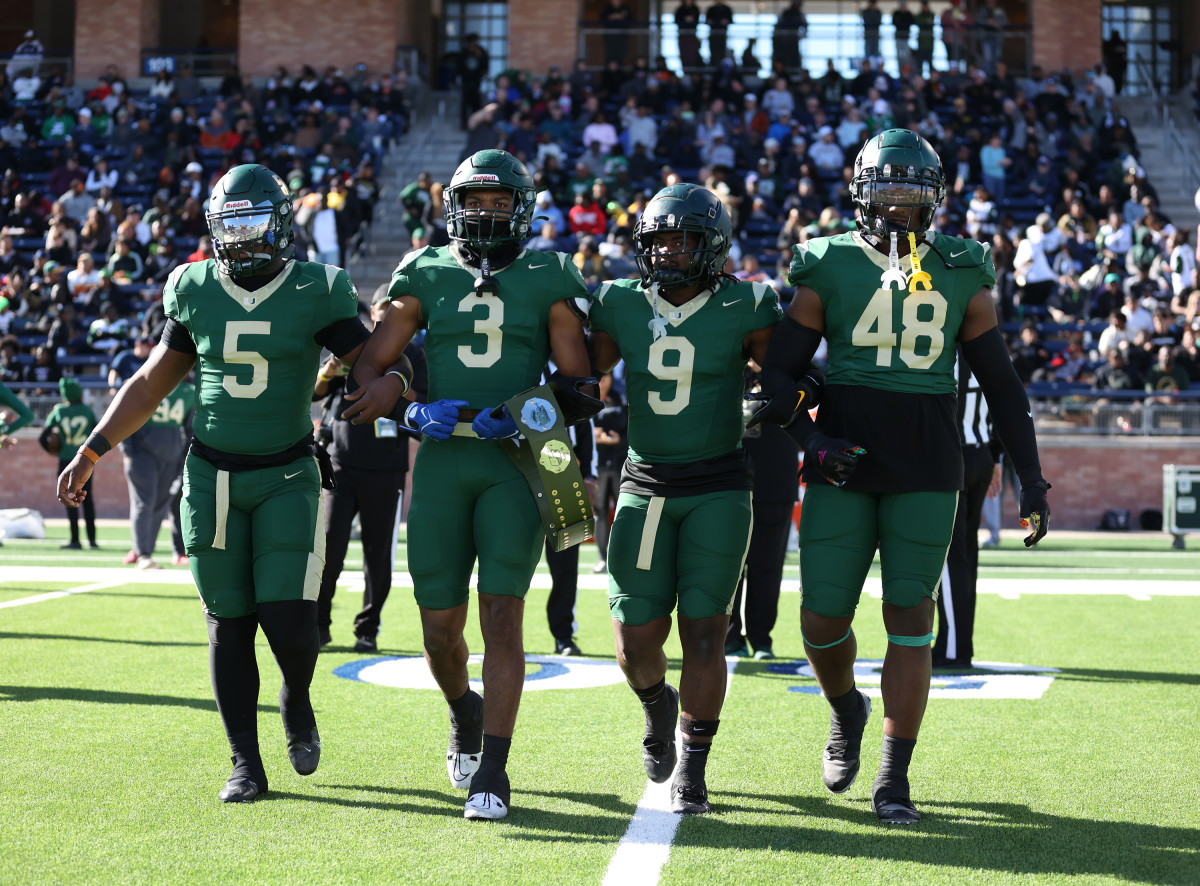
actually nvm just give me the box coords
[446,150,536,255]
[851,129,946,241]
[206,164,294,275]
[634,184,732,291]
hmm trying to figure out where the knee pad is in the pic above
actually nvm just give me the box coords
[679,717,719,739]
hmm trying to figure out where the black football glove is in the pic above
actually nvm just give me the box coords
[1019,478,1052,547]
[804,434,866,487]
[744,376,822,429]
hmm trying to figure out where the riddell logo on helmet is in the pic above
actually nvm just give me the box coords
[469,174,500,182]
[223,200,252,210]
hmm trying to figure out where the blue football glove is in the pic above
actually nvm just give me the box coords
[472,404,520,440]
[402,399,469,441]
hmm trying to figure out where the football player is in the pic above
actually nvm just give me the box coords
[749,130,1052,823]
[345,149,598,820]
[41,377,99,549]
[588,184,819,814]
[56,164,403,803]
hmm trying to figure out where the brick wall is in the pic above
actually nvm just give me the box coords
[2,432,130,520]
[508,0,582,76]
[1029,0,1103,76]
[1,430,1192,530]
[74,0,147,82]
[237,0,397,79]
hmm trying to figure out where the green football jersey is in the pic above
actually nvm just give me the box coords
[590,278,782,464]
[163,259,359,454]
[45,402,97,450]
[788,232,996,395]
[387,246,589,406]
[147,380,195,428]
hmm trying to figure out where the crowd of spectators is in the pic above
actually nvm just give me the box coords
[0,57,411,396]
[452,42,1200,402]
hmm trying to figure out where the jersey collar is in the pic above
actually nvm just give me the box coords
[218,259,297,310]
[642,284,714,327]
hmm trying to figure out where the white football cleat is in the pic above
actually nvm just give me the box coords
[447,751,481,791]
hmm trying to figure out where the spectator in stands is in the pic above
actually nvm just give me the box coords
[0,235,30,278]
[186,235,214,263]
[59,179,94,225]
[106,237,143,284]
[569,190,608,237]
[70,108,101,154]
[149,70,175,102]
[399,171,432,238]
[1013,214,1060,309]
[1121,290,1155,337]
[1092,347,1140,392]
[1010,321,1051,384]
[533,190,565,235]
[84,156,117,196]
[0,335,21,383]
[67,253,101,305]
[1097,308,1132,355]
[144,237,181,285]
[1146,307,1182,350]
[573,235,609,288]
[1145,345,1190,403]
[1174,327,1200,383]
[173,64,202,103]
[46,301,76,355]
[1124,264,1166,308]
[27,343,61,395]
[1,192,45,237]
[527,220,560,252]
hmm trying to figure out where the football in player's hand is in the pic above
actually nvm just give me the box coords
[41,428,62,456]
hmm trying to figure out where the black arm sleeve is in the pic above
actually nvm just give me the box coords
[549,373,604,423]
[961,326,1043,484]
[759,315,824,394]
[161,317,197,355]
[314,316,371,358]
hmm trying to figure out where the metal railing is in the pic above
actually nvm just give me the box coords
[2,52,73,79]
[576,21,1032,77]
[1031,392,1200,437]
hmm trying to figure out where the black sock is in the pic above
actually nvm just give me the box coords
[447,689,483,753]
[207,612,260,739]
[828,684,864,719]
[632,677,666,704]
[677,739,710,786]
[227,729,268,791]
[257,600,319,738]
[876,734,917,796]
[474,733,512,785]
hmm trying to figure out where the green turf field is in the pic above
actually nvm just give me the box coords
[1,522,1198,885]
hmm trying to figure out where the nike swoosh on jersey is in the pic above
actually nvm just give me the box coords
[950,249,969,258]
[722,299,738,307]
[284,470,303,479]
[296,281,315,289]
[528,263,549,269]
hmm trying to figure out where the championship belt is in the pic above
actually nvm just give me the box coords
[500,384,595,551]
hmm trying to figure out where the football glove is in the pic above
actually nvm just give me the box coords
[1019,478,1052,547]
[804,434,866,487]
[472,404,520,440]
[548,374,604,423]
[744,375,822,429]
[402,399,469,441]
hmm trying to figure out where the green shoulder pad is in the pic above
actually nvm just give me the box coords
[787,237,836,287]
[389,245,436,300]
[927,234,997,289]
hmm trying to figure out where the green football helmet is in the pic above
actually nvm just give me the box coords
[445,149,536,252]
[850,129,946,241]
[634,184,732,290]
[205,163,295,275]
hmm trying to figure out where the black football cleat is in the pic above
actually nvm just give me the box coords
[287,728,321,776]
[823,691,871,793]
[642,683,679,783]
[670,779,711,815]
[218,776,262,803]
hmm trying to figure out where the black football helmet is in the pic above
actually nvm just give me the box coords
[205,163,295,275]
[850,129,946,241]
[634,184,732,290]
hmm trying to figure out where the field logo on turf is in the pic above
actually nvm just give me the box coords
[770,658,1060,699]
[334,654,627,692]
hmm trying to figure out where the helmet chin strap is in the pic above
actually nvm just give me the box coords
[648,282,669,341]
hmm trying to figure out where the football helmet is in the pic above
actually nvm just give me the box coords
[445,149,536,252]
[634,184,732,290]
[850,129,946,241]
[205,163,295,275]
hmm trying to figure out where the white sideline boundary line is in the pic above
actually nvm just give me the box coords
[601,659,738,886]
[0,580,123,609]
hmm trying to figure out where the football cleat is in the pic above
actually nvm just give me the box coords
[670,779,710,815]
[447,690,484,790]
[136,556,161,571]
[172,554,189,566]
[122,549,138,564]
[464,769,510,820]
[873,778,922,824]
[642,683,679,783]
[218,776,262,803]
[286,728,321,776]
[823,691,871,794]
[353,635,377,653]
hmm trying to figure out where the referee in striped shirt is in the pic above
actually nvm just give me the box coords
[934,349,1003,668]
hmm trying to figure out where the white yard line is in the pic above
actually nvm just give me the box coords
[0,580,124,609]
[601,660,738,886]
